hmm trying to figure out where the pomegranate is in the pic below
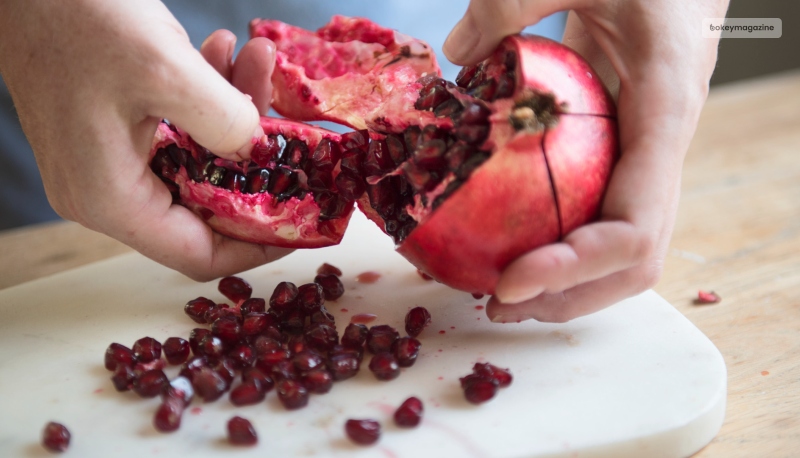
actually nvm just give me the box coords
[149,16,616,294]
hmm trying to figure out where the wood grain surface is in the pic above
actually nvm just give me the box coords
[1,70,799,456]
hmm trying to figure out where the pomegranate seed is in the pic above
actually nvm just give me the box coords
[293,350,324,373]
[163,337,190,365]
[230,381,266,405]
[286,333,307,354]
[188,328,211,355]
[309,307,336,326]
[404,306,431,337]
[227,416,258,446]
[198,335,225,360]
[369,353,400,381]
[341,323,368,349]
[133,369,169,398]
[164,376,194,406]
[302,369,334,394]
[311,138,341,171]
[213,358,237,386]
[240,297,266,314]
[345,419,380,445]
[317,263,342,277]
[394,397,424,427]
[111,364,135,391]
[696,290,721,304]
[218,276,253,304]
[254,349,291,373]
[193,367,228,402]
[242,313,269,337]
[104,342,136,371]
[42,422,70,452]
[305,323,339,353]
[184,297,216,324]
[153,397,184,432]
[242,368,274,392]
[132,337,162,363]
[297,283,324,313]
[269,281,299,315]
[252,335,282,355]
[340,129,370,152]
[227,344,256,370]
[327,351,361,381]
[211,317,242,345]
[392,337,421,367]
[461,374,498,404]
[366,325,399,354]
[314,273,344,300]
[271,360,298,382]
[281,309,306,334]
[472,362,513,388]
[277,379,309,409]
[178,356,209,382]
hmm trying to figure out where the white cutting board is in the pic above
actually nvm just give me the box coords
[0,212,725,458]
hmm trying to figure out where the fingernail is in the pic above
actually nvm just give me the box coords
[494,284,545,305]
[443,15,480,64]
[235,124,264,158]
[490,314,530,324]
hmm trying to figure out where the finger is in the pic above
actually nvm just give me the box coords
[155,44,263,161]
[487,265,652,323]
[200,29,236,81]
[231,37,276,116]
[119,173,292,281]
[443,0,590,65]
[494,221,650,304]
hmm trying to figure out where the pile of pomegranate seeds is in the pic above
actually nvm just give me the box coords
[100,264,446,448]
[227,416,258,445]
[459,362,513,404]
[42,421,71,453]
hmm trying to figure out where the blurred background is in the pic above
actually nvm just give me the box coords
[0,0,796,231]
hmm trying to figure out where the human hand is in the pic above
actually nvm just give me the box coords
[443,0,730,322]
[0,0,290,281]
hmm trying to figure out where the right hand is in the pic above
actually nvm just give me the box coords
[0,0,290,281]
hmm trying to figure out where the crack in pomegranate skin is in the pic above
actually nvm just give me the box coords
[148,16,618,295]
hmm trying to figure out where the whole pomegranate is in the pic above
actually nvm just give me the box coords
[149,16,617,294]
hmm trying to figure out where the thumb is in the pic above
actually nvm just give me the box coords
[155,46,263,161]
[443,0,582,65]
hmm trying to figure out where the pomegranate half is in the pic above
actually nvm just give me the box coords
[149,16,618,294]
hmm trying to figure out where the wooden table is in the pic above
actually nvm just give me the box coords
[2,70,799,456]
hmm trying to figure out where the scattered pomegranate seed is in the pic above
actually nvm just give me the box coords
[188,328,211,355]
[404,306,431,337]
[153,397,184,432]
[327,351,361,381]
[304,323,339,353]
[218,276,253,304]
[341,323,368,348]
[345,419,381,445]
[240,297,266,314]
[394,397,424,427]
[366,325,399,354]
[393,337,421,367]
[302,369,334,394]
[179,356,209,382]
[164,376,194,406]
[292,350,324,373]
[163,337,190,365]
[695,290,721,304]
[276,379,309,410]
[104,342,136,371]
[42,421,70,452]
[193,367,228,402]
[132,337,162,363]
[269,281,299,315]
[416,269,433,281]
[229,381,266,406]
[297,283,325,312]
[227,416,258,446]
[314,273,344,300]
[461,375,498,404]
[211,316,242,345]
[227,344,256,370]
[369,352,401,381]
[317,262,343,277]
[356,271,382,284]
[197,335,226,360]
[184,297,216,324]
[133,369,169,398]
[111,364,136,392]
[472,362,513,388]
[242,368,275,392]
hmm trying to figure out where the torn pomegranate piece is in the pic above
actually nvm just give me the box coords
[695,290,721,304]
